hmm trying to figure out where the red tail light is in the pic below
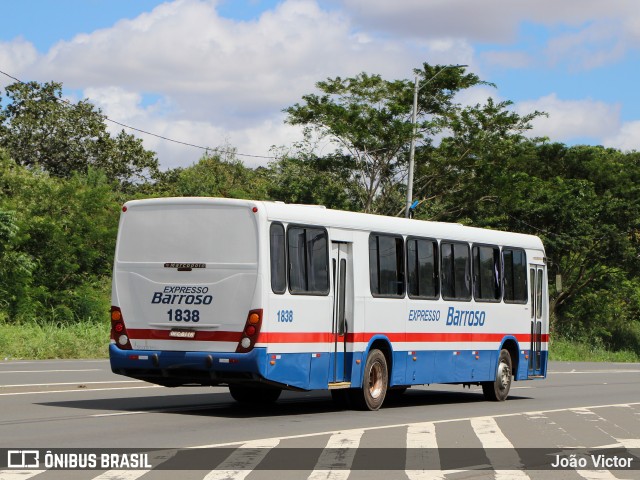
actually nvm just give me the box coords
[236,309,263,353]
[110,306,132,350]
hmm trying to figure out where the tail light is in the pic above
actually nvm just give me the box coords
[110,306,132,350]
[236,309,263,353]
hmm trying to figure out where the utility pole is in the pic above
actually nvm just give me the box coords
[404,65,467,218]
[405,76,419,219]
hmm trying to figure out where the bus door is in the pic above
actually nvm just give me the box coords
[528,264,545,376]
[330,242,353,384]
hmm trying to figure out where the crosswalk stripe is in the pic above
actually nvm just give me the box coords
[307,429,364,480]
[202,439,280,480]
[575,470,620,480]
[0,471,45,480]
[405,422,443,480]
[91,471,149,480]
[470,416,529,480]
[615,438,640,449]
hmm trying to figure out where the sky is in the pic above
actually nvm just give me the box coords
[1,0,639,169]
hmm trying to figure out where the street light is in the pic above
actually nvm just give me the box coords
[405,64,467,218]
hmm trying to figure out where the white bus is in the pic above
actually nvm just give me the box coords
[110,197,548,410]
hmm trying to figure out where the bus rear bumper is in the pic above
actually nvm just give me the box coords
[109,343,269,387]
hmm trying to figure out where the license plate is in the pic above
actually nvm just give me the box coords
[169,330,196,339]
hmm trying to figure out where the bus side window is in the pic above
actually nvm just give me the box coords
[407,237,439,299]
[287,226,329,295]
[369,233,405,297]
[441,241,471,301]
[270,223,286,294]
[503,248,527,303]
[473,245,501,302]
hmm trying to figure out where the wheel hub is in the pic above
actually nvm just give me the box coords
[497,361,511,390]
[369,362,383,399]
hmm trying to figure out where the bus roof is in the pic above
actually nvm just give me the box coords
[123,197,544,251]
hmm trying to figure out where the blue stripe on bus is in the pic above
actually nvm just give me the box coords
[110,344,547,390]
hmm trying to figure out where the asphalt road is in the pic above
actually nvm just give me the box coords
[0,359,639,479]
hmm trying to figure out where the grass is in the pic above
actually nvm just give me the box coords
[549,336,640,363]
[0,320,110,360]
[1,321,639,362]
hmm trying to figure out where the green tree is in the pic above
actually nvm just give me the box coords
[285,64,487,214]
[411,98,544,222]
[154,149,268,199]
[265,148,355,209]
[0,150,121,323]
[0,81,159,187]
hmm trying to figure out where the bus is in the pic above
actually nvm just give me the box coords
[109,197,548,411]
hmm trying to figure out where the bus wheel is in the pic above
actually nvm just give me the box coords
[229,385,281,404]
[350,349,388,411]
[482,349,512,401]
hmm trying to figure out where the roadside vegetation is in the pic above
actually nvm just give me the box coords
[1,67,639,361]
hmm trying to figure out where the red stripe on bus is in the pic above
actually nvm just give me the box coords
[262,332,549,344]
[127,329,549,345]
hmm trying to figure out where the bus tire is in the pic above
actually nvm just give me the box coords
[350,349,388,411]
[229,385,281,404]
[482,349,512,401]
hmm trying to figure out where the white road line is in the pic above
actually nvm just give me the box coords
[615,438,640,448]
[0,369,103,374]
[470,416,529,480]
[549,369,640,375]
[405,422,443,480]
[1,380,143,388]
[0,385,160,396]
[0,360,106,366]
[193,402,640,449]
[91,470,150,480]
[203,439,280,480]
[91,411,150,418]
[92,449,178,480]
[308,429,364,480]
[575,469,620,480]
[0,471,45,479]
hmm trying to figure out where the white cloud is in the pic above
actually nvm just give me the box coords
[338,0,640,70]
[480,51,532,69]
[515,94,621,141]
[4,0,476,168]
[0,38,38,88]
[83,84,304,169]
[2,0,639,169]
[603,121,640,151]
[338,0,640,40]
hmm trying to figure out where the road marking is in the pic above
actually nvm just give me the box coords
[203,439,280,480]
[0,471,45,479]
[0,385,160,396]
[0,360,107,365]
[0,369,103,374]
[91,411,150,417]
[308,430,364,480]
[406,422,443,480]
[615,438,640,448]
[91,403,226,418]
[549,369,640,375]
[576,469,619,479]
[91,471,150,480]
[1,380,144,388]
[470,416,529,479]
[193,401,640,449]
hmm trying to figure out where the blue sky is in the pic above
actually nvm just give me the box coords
[2,0,639,168]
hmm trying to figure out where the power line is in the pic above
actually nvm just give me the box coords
[0,69,279,161]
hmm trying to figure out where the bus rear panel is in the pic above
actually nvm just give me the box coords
[110,198,269,387]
